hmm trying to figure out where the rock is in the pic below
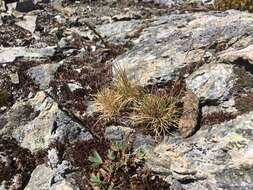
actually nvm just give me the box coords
[24,164,55,190]
[97,20,145,42]
[186,63,235,104]
[0,47,56,64]
[178,91,199,138]
[220,44,253,64]
[16,15,37,33]
[50,180,79,190]
[0,91,93,152]
[48,148,59,168]
[105,125,134,143]
[27,63,61,90]
[147,111,253,190]
[15,0,36,12]
[113,11,253,86]
[67,82,82,93]
[9,72,19,84]
[25,162,79,190]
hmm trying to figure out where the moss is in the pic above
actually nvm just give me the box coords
[214,0,253,12]
[0,89,10,107]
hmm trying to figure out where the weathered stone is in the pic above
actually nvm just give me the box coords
[178,91,199,138]
[147,111,253,190]
[24,164,55,190]
[25,162,79,190]
[113,11,253,86]
[16,15,37,33]
[186,63,235,104]
[0,91,93,152]
[0,47,56,64]
[97,20,145,42]
[27,63,61,90]
[220,44,253,64]
[105,125,134,142]
[9,72,19,84]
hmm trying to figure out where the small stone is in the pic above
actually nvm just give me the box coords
[16,15,37,33]
[105,125,134,143]
[24,164,55,190]
[27,63,61,90]
[48,148,59,168]
[179,91,199,138]
[9,72,19,84]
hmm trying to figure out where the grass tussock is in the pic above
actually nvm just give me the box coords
[94,68,182,137]
[213,0,253,12]
[95,88,124,121]
[132,94,179,136]
[114,69,141,104]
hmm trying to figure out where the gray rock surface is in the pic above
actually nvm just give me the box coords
[146,111,253,190]
[16,15,37,33]
[186,63,235,104]
[0,47,56,64]
[0,91,93,152]
[113,11,253,86]
[27,63,61,90]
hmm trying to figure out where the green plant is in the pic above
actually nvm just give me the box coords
[94,88,124,121]
[89,142,145,190]
[132,94,179,136]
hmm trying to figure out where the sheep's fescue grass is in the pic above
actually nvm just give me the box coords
[114,68,141,104]
[95,88,124,121]
[213,0,253,12]
[94,68,181,137]
[132,94,179,136]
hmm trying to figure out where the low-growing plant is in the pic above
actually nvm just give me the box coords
[88,142,145,190]
[114,68,141,104]
[132,94,180,136]
[94,68,141,121]
[94,88,124,121]
[213,0,253,12]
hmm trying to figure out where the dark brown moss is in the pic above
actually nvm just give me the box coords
[235,92,253,114]
[0,89,10,107]
[0,136,36,190]
[202,111,237,126]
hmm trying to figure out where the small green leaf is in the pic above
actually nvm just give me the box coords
[107,149,116,160]
[88,150,103,166]
[110,142,126,152]
[136,148,145,161]
[90,173,102,187]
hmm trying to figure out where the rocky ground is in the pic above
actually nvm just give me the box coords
[1,0,253,190]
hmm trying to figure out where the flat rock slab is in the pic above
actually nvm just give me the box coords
[113,11,253,86]
[147,111,253,190]
[220,44,253,64]
[27,63,61,90]
[16,15,37,33]
[0,91,93,152]
[0,47,56,64]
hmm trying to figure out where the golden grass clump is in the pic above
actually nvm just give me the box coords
[114,68,140,104]
[94,68,141,121]
[214,0,253,12]
[132,94,180,136]
[95,88,124,121]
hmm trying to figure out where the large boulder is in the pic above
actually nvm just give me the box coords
[0,91,93,152]
[112,11,253,86]
[146,111,253,190]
